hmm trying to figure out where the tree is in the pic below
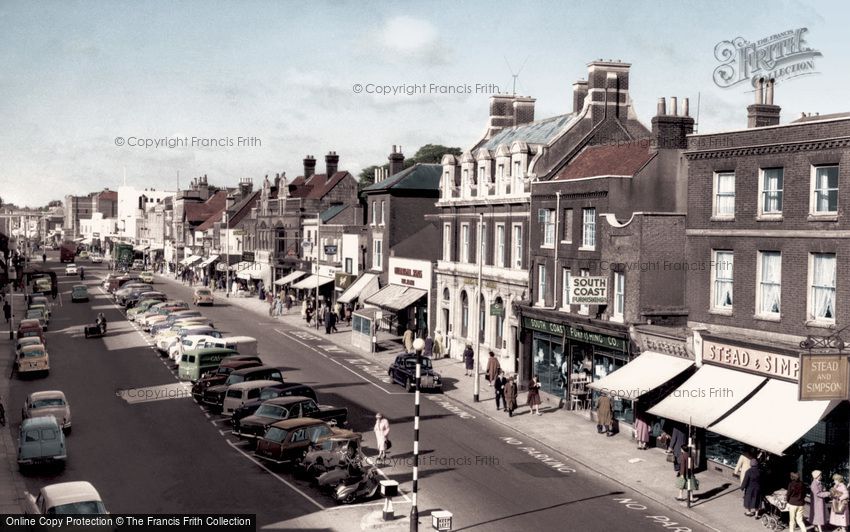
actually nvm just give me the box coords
[412,144,462,164]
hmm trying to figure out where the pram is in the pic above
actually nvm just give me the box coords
[761,488,788,530]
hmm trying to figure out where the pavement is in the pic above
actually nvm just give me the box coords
[1,289,28,513]
[204,282,764,532]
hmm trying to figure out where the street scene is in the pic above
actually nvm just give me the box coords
[1,2,850,532]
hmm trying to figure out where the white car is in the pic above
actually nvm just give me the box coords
[65,263,78,275]
[24,481,107,515]
[168,333,223,361]
[90,254,103,263]
[22,391,72,431]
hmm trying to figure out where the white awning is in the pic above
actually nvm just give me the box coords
[236,264,270,282]
[149,243,164,251]
[647,364,766,428]
[338,273,380,304]
[274,270,306,287]
[708,379,840,456]
[196,255,219,269]
[587,351,694,400]
[180,255,202,266]
[134,244,149,252]
[364,284,427,312]
[292,274,334,290]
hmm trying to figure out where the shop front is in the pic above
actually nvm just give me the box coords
[649,334,848,482]
[520,314,631,420]
[363,258,432,337]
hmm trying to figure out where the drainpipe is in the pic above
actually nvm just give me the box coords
[543,191,561,310]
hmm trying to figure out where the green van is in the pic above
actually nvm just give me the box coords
[178,347,239,381]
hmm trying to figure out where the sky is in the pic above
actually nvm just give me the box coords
[0,0,847,207]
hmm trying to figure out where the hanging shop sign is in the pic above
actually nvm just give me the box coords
[241,251,255,262]
[799,354,849,401]
[567,276,608,305]
[703,339,800,382]
[324,244,337,256]
[335,272,356,291]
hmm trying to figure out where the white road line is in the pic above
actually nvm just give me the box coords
[322,500,407,511]
[274,329,405,395]
[226,440,325,511]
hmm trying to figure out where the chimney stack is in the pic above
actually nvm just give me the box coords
[486,95,516,139]
[747,77,781,128]
[512,96,536,126]
[572,80,588,114]
[238,177,253,198]
[586,60,632,126]
[651,96,695,149]
[388,145,405,177]
[303,155,316,178]
[325,151,339,177]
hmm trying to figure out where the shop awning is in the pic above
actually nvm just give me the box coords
[236,264,270,282]
[180,255,202,267]
[364,284,427,312]
[134,244,149,252]
[149,243,164,251]
[197,255,219,269]
[229,261,252,272]
[292,274,334,290]
[274,270,306,287]
[587,351,694,400]
[648,364,766,428]
[708,379,840,456]
[338,273,380,304]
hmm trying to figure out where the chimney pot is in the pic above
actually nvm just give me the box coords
[656,97,666,116]
[670,96,678,116]
[765,78,775,105]
[683,98,690,117]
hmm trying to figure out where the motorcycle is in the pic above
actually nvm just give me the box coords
[332,465,379,504]
[316,458,363,491]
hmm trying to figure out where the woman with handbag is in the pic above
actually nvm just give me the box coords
[527,375,542,416]
[373,413,391,464]
[830,473,849,532]
[675,445,698,503]
[810,470,829,532]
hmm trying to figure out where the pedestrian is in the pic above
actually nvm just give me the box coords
[3,300,10,323]
[676,445,698,503]
[403,327,415,354]
[633,411,651,450]
[670,424,687,470]
[486,350,500,387]
[305,306,313,325]
[42,253,46,263]
[786,471,807,532]
[830,473,849,532]
[345,304,352,324]
[432,330,443,358]
[423,333,434,358]
[463,343,474,376]
[285,293,292,313]
[741,458,762,517]
[595,392,614,435]
[275,295,284,317]
[323,307,331,334]
[527,375,542,416]
[328,309,337,333]
[373,413,390,464]
[810,470,829,532]
[269,293,275,316]
[494,369,507,410]
[504,375,518,417]
[733,449,755,487]
[335,301,343,323]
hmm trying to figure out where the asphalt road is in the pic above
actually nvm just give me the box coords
[6,255,712,532]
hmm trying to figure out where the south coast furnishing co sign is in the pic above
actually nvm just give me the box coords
[567,276,607,305]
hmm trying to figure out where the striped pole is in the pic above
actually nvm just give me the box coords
[410,337,425,531]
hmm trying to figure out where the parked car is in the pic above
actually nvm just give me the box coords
[154,321,216,353]
[90,253,104,263]
[169,333,227,362]
[27,303,51,324]
[232,396,348,443]
[29,295,50,308]
[71,285,89,303]
[388,353,443,392]
[193,287,214,306]
[131,259,145,270]
[16,344,50,376]
[16,319,44,342]
[127,297,169,321]
[65,264,77,276]
[115,283,153,306]
[16,337,44,356]
[124,290,165,309]
[149,310,204,336]
[255,418,342,466]
[178,347,240,381]
[25,308,48,330]
[203,366,284,412]
[22,391,72,432]
[78,250,89,260]
[17,416,66,470]
[138,270,154,283]
[230,382,318,425]
[24,481,107,515]
[190,359,263,401]
[33,277,53,295]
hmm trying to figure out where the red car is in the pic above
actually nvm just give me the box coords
[17,319,45,344]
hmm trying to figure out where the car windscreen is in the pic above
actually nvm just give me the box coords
[403,358,433,369]
[226,389,242,399]
[263,427,287,443]
[224,374,246,386]
[32,398,65,408]
[22,349,45,358]
[48,501,107,514]
[255,405,289,419]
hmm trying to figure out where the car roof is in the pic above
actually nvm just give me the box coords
[41,481,101,506]
[21,344,46,353]
[263,382,311,392]
[29,390,66,401]
[263,395,312,406]
[193,347,239,355]
[18,337,42,345]
[20,319,42,327]
[220,335,256,343]
[22,416,60,428]
[72,284,87,289]
[269,417,327,429]
[232,365,278,376]
[228,379,281,390]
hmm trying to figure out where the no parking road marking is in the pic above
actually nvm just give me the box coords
[612,498,693,531]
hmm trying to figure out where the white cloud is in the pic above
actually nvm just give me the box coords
[369,16,451,66]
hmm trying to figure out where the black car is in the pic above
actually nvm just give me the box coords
[232,396,348,443]
[230,382,318,425]
[124,290,166,309]
[115,284,153,306]
[202,365,284,411]
[388,353,442,392]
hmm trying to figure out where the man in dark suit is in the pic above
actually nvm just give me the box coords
[494,370,507,410]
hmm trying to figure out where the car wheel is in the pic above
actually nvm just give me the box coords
[405,378,414,393]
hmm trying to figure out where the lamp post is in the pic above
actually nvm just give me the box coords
[410,336,425,532]
[8,238,17,340]
[315,212,320,331]
[474,212,483,402]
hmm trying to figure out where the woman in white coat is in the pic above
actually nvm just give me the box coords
[373,413,390,463]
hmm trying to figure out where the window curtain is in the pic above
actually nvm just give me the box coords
[714,252,734,308]
[815,167,839,213]
[716,174,735,215]
[762,169,783,213]
[760,252,781,314]
[812,254,836,320]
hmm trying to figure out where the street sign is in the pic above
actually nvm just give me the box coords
[490,302,505,317]
[799,354,849,401]
[232,229,245,236]
[241,251,255,262]
[324,244,337,255]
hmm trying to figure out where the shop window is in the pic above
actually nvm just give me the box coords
[532,332,566,397]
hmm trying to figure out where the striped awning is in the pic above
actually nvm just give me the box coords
[363,284,426,312]
[274,270,307,286]
[338,273,380,304]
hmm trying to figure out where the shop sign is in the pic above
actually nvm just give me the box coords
[241,251,255,262]
[633,332,692,359]
[703,340,800,381]
[335,272,355,291]
[388,257,431,290]
[799,354,849,401]
[522,318,626,351]
[567,276,608,305]
[324,244,337,256]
